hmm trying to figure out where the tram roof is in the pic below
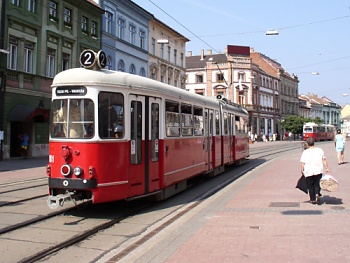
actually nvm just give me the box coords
[52,68,248,116]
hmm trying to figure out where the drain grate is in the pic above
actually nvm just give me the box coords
[269,202,300,208]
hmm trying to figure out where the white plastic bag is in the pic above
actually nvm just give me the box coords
[320,174,339,192]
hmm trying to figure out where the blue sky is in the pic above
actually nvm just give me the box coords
[132,0,350,106]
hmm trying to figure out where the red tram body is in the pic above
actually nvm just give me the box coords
[47,54,249,208]
[303,122,335,141]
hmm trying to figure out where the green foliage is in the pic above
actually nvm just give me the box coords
[313,117,324,124]
[281,115,307,134]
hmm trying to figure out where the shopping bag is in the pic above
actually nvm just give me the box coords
[320,174,339,192]
[296,174,308,194]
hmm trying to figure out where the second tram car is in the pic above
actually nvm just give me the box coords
[46,50,250,208]
[303,122,335,141]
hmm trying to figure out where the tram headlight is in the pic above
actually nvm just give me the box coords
[61,164,72,177]
[73,166,83,177]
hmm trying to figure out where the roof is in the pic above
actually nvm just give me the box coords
[186,53,227,69]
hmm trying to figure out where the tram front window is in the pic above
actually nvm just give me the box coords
[51,99,94,139]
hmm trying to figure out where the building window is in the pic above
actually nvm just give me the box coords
[8,37,18,70]
[117,60,125,72]
[196,74,203,83]
[91,21,97,37]
[49,1,57,19]
[106,56,112,70]
[167,46,171,62]
[160,43,164,59]
[139,67,146,77]
[140,30,145,49]
[118,19,125,39]
[129,25,136,45]
[105,11,112,34]
[238,72,245,82]
[151,38,155,55]
[28,0,35,13]
[82,16,88,33]
[11,0,20,6]
[216,73,224,82]
[62,53,70,71]
[46,48,56,78]
[180,53,184,67]
[129,64,136,74]
[174,49,177,65]
[24,42,34,73]
[64,8,71,27]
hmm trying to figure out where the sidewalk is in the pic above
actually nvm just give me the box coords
[0,156,48,184]
[112,140,350,263]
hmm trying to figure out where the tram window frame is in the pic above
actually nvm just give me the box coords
[130,100,142,164]
[181,103,193,136]
[193,106,204,136]
[51,98,94,139]
[235,116,241,134]
[151,103,159,161]
[215,110,220,136]
[223,112,228,135]
[98,92,124,139]
[165,100,180,137]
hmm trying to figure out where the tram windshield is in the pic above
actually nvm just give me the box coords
[51,99,94,139]
[303,127,313,133]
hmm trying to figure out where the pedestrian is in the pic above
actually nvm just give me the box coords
[300,137,331,204]
[288,131,293,142]
[334,129,345,165]
[19,131,29,159]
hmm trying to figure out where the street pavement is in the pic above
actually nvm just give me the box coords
[1,141,350,262]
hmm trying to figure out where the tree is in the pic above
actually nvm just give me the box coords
[281,115,311,135]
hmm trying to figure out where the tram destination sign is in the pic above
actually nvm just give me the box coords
[56,86,87,96]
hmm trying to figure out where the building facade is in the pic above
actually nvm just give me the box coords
[98,0,152,76]
[1,0,103,159]
[148,18,189,88]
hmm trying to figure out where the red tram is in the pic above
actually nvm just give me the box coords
[46,50,250,209]
[302,122,335,141]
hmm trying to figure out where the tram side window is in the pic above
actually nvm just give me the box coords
[194,107,204,136]
[51,98,94,139]
[235,116,242,134]
[98,92,124,139]
[165,101,180,137]
[181,104,193,136]
[131,101,142,164]
[215,110,220,135]
[151,103,159,161]
[223,112,228,135]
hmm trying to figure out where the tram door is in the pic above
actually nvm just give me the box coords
[204,109,214,171]
[129,95,161,196]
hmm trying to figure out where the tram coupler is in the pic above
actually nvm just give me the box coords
[47,194,72,209]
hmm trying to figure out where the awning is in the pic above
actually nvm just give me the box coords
[7,105,50,122]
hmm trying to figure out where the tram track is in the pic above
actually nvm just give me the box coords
[2,143,310,262]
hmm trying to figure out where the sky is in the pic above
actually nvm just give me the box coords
[132,0,350,106]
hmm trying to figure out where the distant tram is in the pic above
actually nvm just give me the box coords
[46,50,250,209]
[302,122,335,141]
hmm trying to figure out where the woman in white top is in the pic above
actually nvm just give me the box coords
[334,129,345,165]
[300,137,330,204]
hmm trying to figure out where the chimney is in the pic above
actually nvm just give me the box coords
[207,49,212,55]
[187,51,192,56]
[200,49,204,60]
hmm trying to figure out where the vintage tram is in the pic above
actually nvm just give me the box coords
[46,50,249,209]
[303,122,335,141]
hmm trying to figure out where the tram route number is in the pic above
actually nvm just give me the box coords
[80,49,106,69]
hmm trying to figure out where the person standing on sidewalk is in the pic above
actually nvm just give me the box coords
[19,131,29,159]
[300,137,330,204]
[334,129,345,165]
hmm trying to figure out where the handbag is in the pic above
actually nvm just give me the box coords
[320,174,339,192]
[296,174,308,194]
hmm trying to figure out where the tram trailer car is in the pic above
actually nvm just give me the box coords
[303,122,335,141]
[47,52,249,209]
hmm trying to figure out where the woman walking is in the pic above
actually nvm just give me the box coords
[335,129,345,165]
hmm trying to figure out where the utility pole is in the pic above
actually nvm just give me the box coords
[0,0,7,161]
